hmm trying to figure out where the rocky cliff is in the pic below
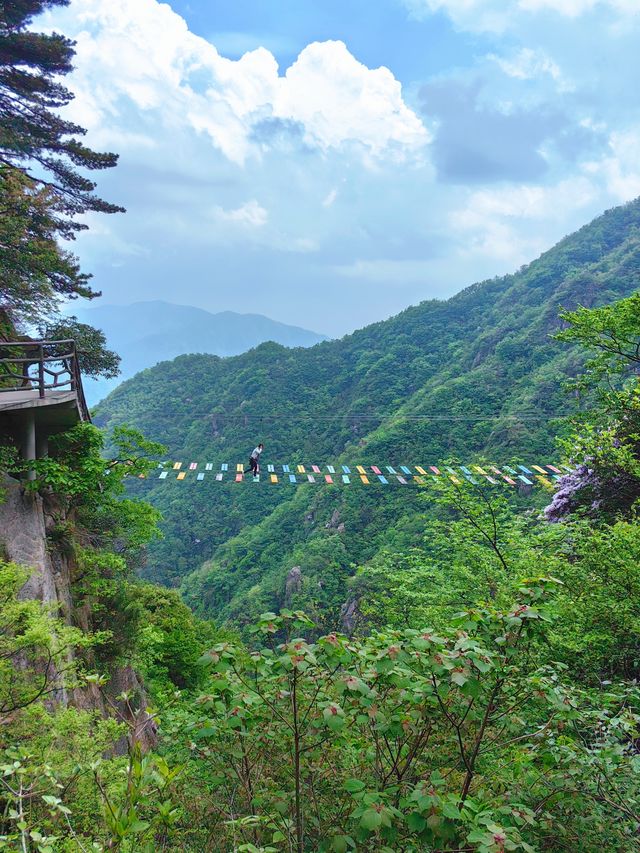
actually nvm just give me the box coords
[0,473,156,751]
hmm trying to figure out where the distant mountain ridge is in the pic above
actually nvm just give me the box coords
[95,198,640,628]
[73,300,328,404]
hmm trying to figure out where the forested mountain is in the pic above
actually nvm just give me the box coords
[73,300,328,404]
[7,2,640,848]
[95,198,640,627]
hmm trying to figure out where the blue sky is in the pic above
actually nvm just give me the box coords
[44,0,640,336]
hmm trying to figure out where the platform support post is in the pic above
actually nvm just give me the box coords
[22,411,36,481]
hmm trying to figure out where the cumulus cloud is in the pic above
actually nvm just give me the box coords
[44,0,427,165]
[38,0,640,336]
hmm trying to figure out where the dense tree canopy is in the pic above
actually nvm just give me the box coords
[0,0,122,332]
[0,0,122,221]
[95,198,640,624]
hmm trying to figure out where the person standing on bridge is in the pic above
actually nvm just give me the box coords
[244,443,264,476]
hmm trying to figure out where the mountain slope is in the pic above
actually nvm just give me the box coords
[74,301,328,404]
[95,198,640,626]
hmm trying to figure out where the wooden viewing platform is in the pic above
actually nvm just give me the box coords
[0,340,90,476]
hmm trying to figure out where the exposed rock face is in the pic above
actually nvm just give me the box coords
[284,566,303,604]
[325,509,341,529]
[0,474,156,752]
[340,598,361,635]
[0,475,56,603]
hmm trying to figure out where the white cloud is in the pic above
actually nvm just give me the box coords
[450,177,597,263]
[213,200,268,227]
[403,0,639,31]
[289,237,320,253]
[583,128,640,200]
[274,41,428,156]
[333,258,437,283]
[323,188,338,207]
[519,0,638,14]
[488,48,565,85]
[44,0,427,165]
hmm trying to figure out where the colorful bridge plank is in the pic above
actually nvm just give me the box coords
[153,460,568,487]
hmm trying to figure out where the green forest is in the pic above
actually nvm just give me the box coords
[2,2,640,852]
[97,195,640,629]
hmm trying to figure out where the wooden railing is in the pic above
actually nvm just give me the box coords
[0,339,90,421]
